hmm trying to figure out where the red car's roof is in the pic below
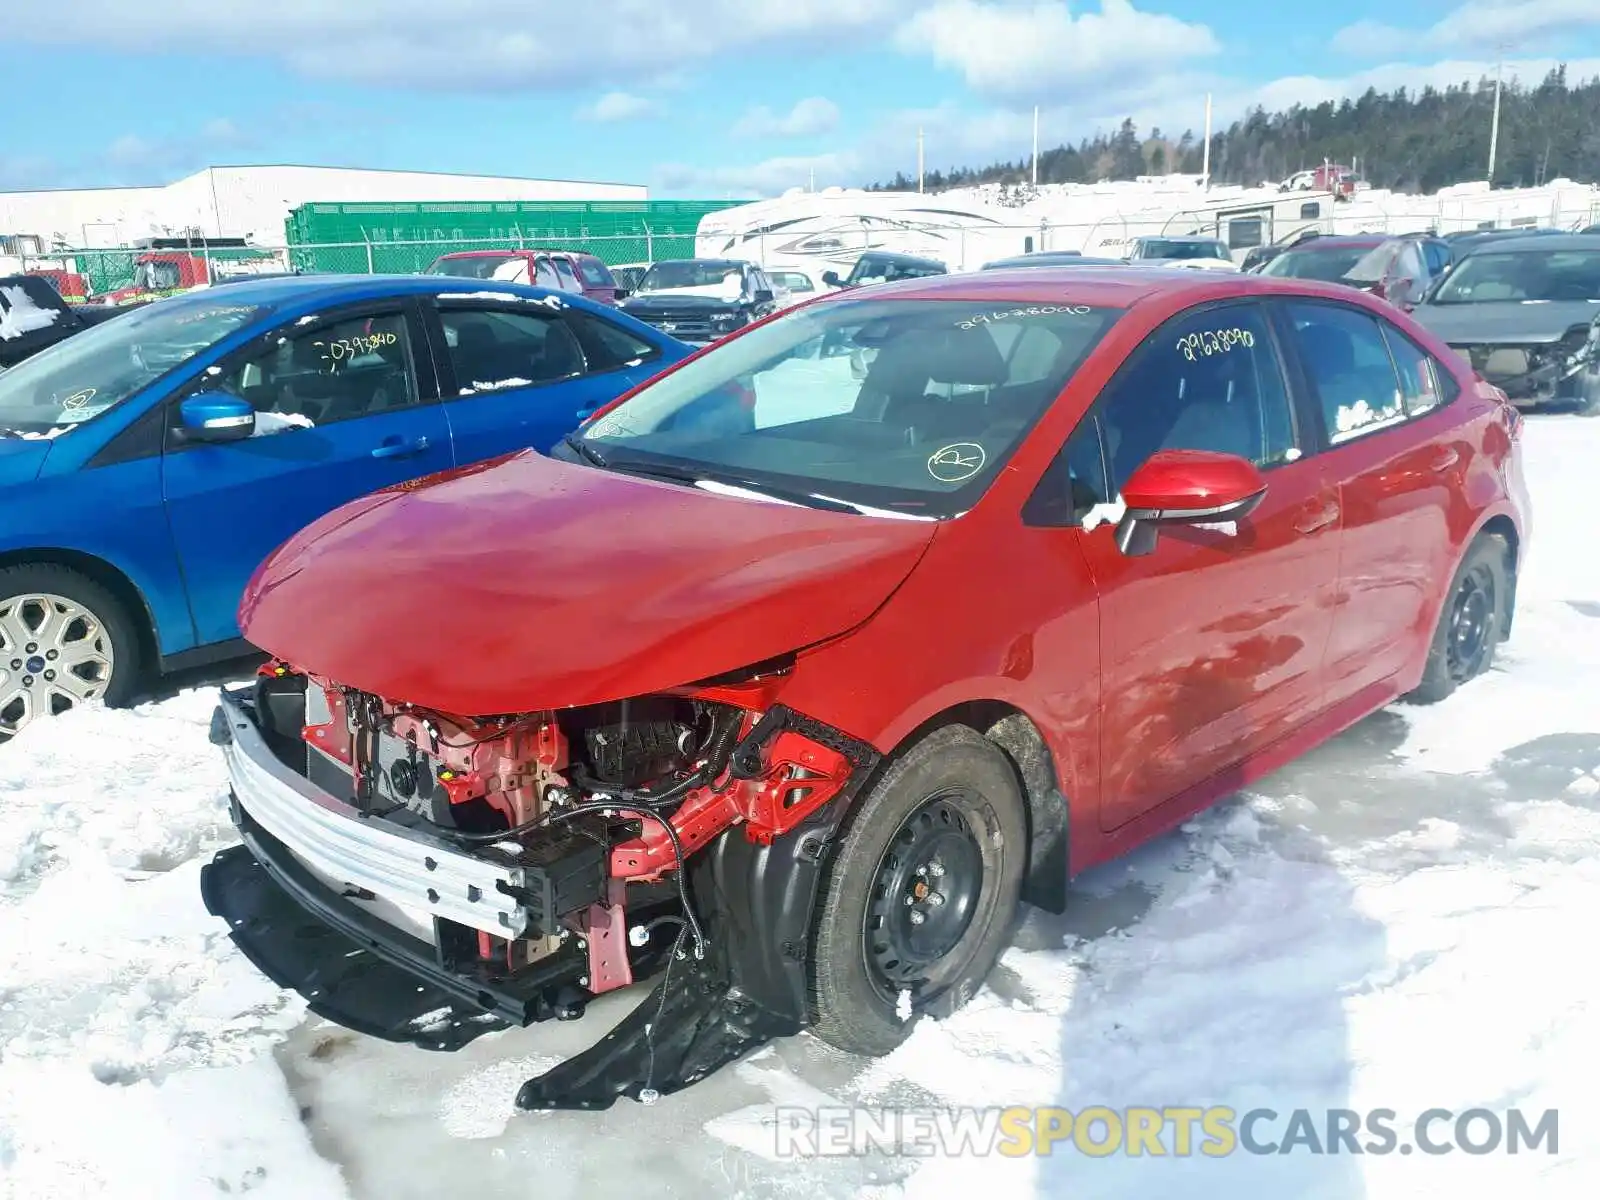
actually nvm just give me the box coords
[825,266,1352,309]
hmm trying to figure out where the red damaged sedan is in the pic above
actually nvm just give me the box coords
[202,267,1529,1112]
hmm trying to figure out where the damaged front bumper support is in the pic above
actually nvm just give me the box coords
[200,684,875,1109]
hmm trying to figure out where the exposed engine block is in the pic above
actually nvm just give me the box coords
[297,683,711,838]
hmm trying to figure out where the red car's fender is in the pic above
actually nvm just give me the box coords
[772,504,1104,876]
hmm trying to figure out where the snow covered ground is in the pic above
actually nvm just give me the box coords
[3,416,1598,1200]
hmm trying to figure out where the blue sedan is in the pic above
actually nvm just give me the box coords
[0,274,692,742]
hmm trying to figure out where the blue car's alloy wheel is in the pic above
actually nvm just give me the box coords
[0,570,132,744]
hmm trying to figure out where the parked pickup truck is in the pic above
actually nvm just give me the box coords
[0,275,122,370]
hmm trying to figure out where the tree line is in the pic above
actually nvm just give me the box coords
[869,67,1600,195]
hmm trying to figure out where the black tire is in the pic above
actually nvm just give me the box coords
[1402,534,1511,706]
[0,564,143,744]
[809,724,1027,1057]
[1574,368,1600,417]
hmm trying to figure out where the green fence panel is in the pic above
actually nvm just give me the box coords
[283,199,741,266]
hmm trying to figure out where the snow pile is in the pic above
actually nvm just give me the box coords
[2,418,1599,1198]
[0,691,348,1200]
[461,378,533,394]
[252,411,315,436]
[1394,414,1600,774]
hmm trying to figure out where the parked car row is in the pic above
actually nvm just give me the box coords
[1241,228,1600,414]
[980,237,1238,273]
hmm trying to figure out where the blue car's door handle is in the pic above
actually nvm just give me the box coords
[371,436,430,459]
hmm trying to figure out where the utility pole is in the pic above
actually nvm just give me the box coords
[1032,106,1039,185]
[1201,93,1212,191]
[1488,47,1504,183]
[917,127,925,193]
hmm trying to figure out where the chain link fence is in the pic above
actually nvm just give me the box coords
[14,231,694,300]
[16,203,1600,302]
[285,230,687,275]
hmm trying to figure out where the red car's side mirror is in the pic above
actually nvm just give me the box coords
[1115,449,1268,557]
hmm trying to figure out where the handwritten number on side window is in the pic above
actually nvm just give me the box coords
[316,330,398,365]
[1176,327,1254,361]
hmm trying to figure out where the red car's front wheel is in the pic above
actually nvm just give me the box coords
[808,723,1027,1057]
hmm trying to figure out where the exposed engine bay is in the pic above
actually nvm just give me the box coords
[204,658,881,1110]
[1448,320,1600,406]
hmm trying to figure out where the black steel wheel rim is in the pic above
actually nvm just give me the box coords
[864,793,984,994]
[1447,562,1497,683]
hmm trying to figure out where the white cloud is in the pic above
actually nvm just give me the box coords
[730,97,841,138]
[894,0,1221,104]
[653,53,1600,199]
[1225,55,1600,116]
[0,154,57,191]
[578,91,654,122]
[1059,55,1600,168]
[653,152,858,198]
[1333,1,1600,56]
[6,0,912,92]
[100,118,254,179]
[1,118,259,191]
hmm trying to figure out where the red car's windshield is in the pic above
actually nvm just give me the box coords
[580,298,1122,518]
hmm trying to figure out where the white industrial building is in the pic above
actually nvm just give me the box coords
[0,164,648,251]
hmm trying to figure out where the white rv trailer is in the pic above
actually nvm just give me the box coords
[693,188,1034,284]
[693,186,1362,273]
[1140,179,1600,261]
[695,179,1600,276]
[1068,190,1356,261]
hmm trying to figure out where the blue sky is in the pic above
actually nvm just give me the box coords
[5,0,1600,198]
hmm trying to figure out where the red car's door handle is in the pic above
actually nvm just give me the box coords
[1430,447,1460,472]
[1294,500,1340,535]
[371,436,430,460]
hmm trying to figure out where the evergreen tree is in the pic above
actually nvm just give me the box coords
[867,69,1600,191]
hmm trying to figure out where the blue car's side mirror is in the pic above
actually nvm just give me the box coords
[179,392,255,443]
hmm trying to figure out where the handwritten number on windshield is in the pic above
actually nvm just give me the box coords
[958,305,1091,330]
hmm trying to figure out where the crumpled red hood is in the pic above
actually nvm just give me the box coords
[239,451,936,715]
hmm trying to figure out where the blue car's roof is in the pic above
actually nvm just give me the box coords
[165,273,573,310]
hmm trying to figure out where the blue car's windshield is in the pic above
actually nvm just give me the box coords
[0,298,265,438]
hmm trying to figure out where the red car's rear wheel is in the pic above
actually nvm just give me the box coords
[1404,532,1511,705]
